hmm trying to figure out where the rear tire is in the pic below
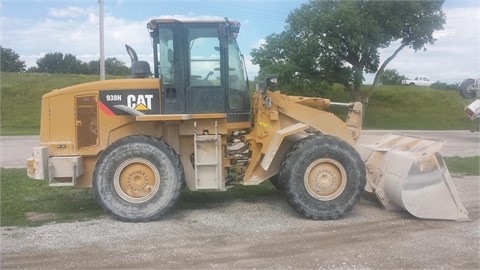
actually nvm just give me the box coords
[93,135,184,222]
[281,135,366,220]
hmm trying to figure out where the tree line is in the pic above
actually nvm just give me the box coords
[0,46,130,76]
[2,1,457,94]
[1,45,457,91]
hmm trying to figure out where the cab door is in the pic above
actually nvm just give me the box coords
[157,23,186,114]
[185,25,226,113]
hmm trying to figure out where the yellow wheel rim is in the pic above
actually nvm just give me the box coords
[304,158,347,201]
[113,158,160,203]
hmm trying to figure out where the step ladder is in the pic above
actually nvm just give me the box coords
[193,121,224,190]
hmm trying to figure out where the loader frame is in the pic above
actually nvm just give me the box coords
[27,17,469,222]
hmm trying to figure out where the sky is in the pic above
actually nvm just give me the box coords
[1,0,479,83]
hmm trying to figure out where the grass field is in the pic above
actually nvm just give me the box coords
[0,72,475,135]
[326,84,474,130]
[0,73,122,135]
[1,156,478,227]
[0,168,279,227]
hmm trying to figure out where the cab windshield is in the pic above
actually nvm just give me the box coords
[228,36,248,92]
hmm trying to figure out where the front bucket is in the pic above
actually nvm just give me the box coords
[356,133,469,221]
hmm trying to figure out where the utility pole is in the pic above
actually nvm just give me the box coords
[99,0,105,80]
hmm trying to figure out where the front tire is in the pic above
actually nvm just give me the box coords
[269,175,285,191]
[93,135,184,222]
[280,135,366,220]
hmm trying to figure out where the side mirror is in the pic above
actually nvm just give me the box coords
[265,74,278,92]
[131,61,151,78]
[259,74,278,107]
[125,44,138,64]
[125,44,150,78]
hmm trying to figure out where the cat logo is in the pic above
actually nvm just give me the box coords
[127,94,153,111]
[99,89,160,115]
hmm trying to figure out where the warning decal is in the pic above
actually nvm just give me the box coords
[99,89,160,115]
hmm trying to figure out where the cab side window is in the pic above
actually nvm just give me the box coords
[187,28,222,87]
[158,28,174,84]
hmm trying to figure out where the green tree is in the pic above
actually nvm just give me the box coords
[1,47,26,72]
[430,81,459,91]
[251,0,446,102]
[36,52,65,73]
[88,58,130,76]
[106,58,130,76]
[380,69,406,85]
[36,52,86,74]
[62,53,88,74]
[26,66,39,73]
[33,53,130,75]
[87,60,100,75]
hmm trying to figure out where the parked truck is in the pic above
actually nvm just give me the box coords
[27,18,468,222]
[402,76,432,86]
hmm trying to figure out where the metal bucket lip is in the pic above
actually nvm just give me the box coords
[399,168,470,221]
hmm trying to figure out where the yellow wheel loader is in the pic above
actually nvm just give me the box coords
[26,18,469,222]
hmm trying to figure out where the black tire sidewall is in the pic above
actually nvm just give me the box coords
[93,135,184,222]
[282,135,366,220]
[269,175,285,191]
[460,78,476,99]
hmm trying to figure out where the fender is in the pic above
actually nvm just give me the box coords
[260,123,309,171]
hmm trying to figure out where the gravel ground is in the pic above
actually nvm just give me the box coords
[1,175,479,269]
[1,131,479,269]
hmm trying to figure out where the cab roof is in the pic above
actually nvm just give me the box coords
[147,18,239,30]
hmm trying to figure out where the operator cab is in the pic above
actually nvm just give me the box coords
[147,18,250,122]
